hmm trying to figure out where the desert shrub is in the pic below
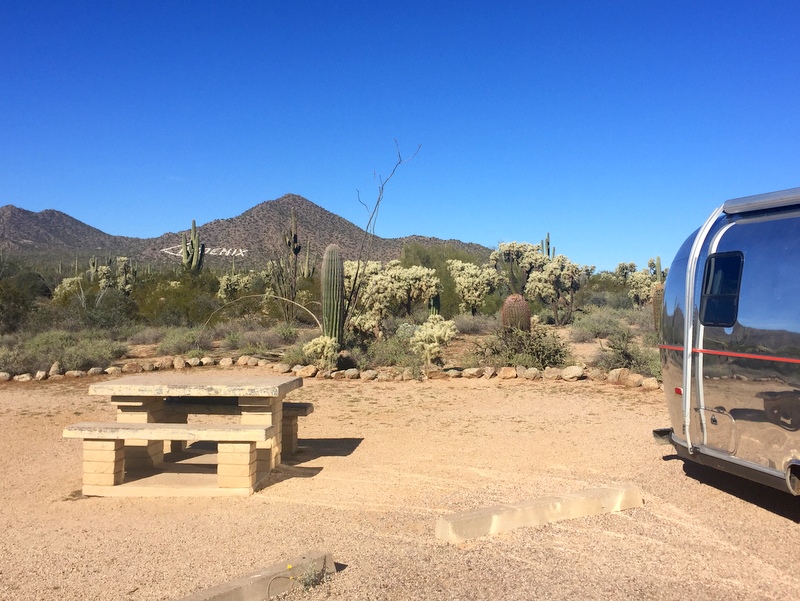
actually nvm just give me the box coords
[157,327,213,355]
[281,343,307,367]
[365,334,422,370]
[570,307,625,342]
[132,272,220,327]
[0,343,25,374]
[477,323,569,369]
[0,330,127,374]
[0,267,50,334]
[619,306,655,331]
[271,322,299,343]
[127,326,167,345]
[453,313,497,335]
[597,327,661,378]
[575,272,633,310]
[29,285,137,334]
[186,348,205,360]
[222,330,242,350]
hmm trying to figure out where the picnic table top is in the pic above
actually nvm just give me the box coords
[88,372,303,398]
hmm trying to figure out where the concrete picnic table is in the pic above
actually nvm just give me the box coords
[87,372,303,493]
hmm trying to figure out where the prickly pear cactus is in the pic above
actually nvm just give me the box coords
[501,294,531,332]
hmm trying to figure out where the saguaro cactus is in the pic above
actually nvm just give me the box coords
[501,293,532,332]
[321,244,345,343]
[541,232,555,259]
[652,256,665,333]
[182,219,204,274]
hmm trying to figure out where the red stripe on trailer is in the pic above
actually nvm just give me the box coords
[657,345,800,365]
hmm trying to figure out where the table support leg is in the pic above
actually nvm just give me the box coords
[217,442,257,492]
[116,399,165,468]
[240,399,282,483]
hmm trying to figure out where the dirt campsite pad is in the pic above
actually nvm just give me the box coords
[2,369,800,600]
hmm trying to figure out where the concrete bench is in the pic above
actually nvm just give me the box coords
[63,422,275,496]
[281,402,314,455]
[161,400,314,456]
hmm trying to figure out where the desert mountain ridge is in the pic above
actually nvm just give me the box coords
[0,194,491,267]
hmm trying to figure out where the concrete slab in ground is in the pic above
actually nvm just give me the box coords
[435,484,644,544]
[177,551,335,601]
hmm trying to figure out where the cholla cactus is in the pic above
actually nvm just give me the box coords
[447,259,502,315]
[96,265,113,290]
[525,255,592,325]
[490,241,548,294]
[382,261,441,316]
[115,257,135,294]
[302,335,340,369]
[217,273,254,302]
[409,314,458,365]
[344,260,441,338]
[52,277,83,303]
[627,269,656,307]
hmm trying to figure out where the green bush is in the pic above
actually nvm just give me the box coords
[570,307,625,342]
[597,327,661,378]
[0,330,127,374]
[281,343,307,367]
[222,330,242,350]
[272,322,299,343]
[366,335,422,370]
[157,327,213,355]
[619,307,655,331]
[0,263,52,334]
[575,273,633,310]
[453,313,497,335]
[477,323,569,369]
[132,272,220,327]
[127,326,167,345]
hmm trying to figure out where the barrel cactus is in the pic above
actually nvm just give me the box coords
[501,294,531,332]
[321,244,345,343]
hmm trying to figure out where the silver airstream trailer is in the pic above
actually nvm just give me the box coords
[655,186,800,494]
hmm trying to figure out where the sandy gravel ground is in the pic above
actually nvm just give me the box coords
[1,369,799,601]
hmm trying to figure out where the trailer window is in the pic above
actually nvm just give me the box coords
[699,252,743,327]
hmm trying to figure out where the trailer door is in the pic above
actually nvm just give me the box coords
[695,212,800,468]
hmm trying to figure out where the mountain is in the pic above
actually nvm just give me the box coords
[0,205,142,257]
[0,194,491,267]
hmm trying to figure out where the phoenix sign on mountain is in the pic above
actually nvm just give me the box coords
[161,245,249,257]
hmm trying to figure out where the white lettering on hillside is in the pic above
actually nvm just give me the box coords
[161,245,249,258]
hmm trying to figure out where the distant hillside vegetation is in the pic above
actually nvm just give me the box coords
[0,194,491,268]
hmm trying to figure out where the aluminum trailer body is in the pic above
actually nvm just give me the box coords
[656,186,800,494]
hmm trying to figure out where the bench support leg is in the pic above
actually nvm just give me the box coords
[217,442,257,492]
[282,415,299,455]
[123,439,164,469]
[240,400,282,481]
[82,439,124,488]
[162,409,189,453]
[116,401,166,468]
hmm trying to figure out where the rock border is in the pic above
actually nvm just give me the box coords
[0,355,662,391]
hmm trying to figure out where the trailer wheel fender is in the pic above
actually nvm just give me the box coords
[786,462,800,496]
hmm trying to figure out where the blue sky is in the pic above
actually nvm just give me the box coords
[2,2,799,272]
